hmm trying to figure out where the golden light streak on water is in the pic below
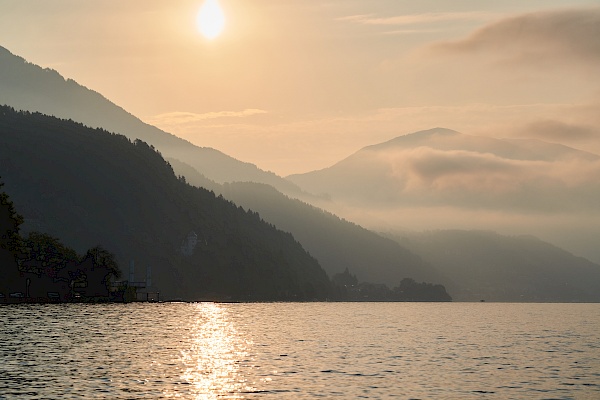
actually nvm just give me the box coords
[164,303,255,399]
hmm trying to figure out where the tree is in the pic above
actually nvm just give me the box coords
[21,231,79,274]
[393,278,452,302]
[0,179,23,255]
[83,246,122,281]
[1,180,24,291]
[332,267,358,287]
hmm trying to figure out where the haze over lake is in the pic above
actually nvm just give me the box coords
[2,302,599,399]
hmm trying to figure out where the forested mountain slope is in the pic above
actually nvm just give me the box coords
[0,106,331,300]
[166,157,443,286]
[221,182,441,285]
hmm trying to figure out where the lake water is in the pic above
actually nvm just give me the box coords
[1,302,599,399]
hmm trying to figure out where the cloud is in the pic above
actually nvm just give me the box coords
[320,133,600,213]
[518,119,599,142]
[380,29,441,36]
[429,7,600,65]
[143,99,600,177]
[338,11,494,26]
[314,141,600,262]
[379,149,526,207]
[145,109,268,125]
[405,148,522,188]
[377,8,600,116]
[394,147,600,196]
[336,14,373,23]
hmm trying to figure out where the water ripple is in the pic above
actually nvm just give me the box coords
[1,303,599,398]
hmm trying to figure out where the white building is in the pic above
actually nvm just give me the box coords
[180,231,198,256]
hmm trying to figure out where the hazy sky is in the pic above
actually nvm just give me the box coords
[1,0,600,175]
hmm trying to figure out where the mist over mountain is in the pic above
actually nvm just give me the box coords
[386,230,600,302]
[165,157,442,286]
[288,128,600,264]
[3,44,599,302]
[288,127,600,210]
[0,106,331,300]
[0,45,451,297]
[225,183,440,285]
[154,155,600,302]
[0,45,301,195]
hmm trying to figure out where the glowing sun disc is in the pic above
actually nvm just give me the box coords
[197,0,225,39]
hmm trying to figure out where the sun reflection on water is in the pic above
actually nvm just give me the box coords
[164,302,254,399]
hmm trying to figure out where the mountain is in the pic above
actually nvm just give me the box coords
[5,44,597,302]
[0,45,301,195]
[387,230,600,302]
[0,45,447,293]
[287,127,600,210]
[165,157,443,286]
[287,127,600,265]
[166,157,222,193]
[0,106,331,301]
[221,182,442,285]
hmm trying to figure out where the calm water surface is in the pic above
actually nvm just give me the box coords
[1,302,599,399]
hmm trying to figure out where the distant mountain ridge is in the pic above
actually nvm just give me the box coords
[0,45,301,195]
[388,229,600,302]
[287,127,600,211]
[367,127,600,162]
[366,127,458,150]
[286,124,600,269]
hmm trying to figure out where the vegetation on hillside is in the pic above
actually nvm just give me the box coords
[1,107,451,302]
[1,182,122,302]
[330,268,451,302]
[0,106,331,301]
[163,162,441,285]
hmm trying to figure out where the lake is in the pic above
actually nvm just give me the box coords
[1,302,599,399]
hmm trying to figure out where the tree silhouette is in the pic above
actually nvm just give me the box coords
[21,231,79,273]
[0,179,23,256]
[83,246,122,280]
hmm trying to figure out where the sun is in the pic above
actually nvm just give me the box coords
[197,0,225,40]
